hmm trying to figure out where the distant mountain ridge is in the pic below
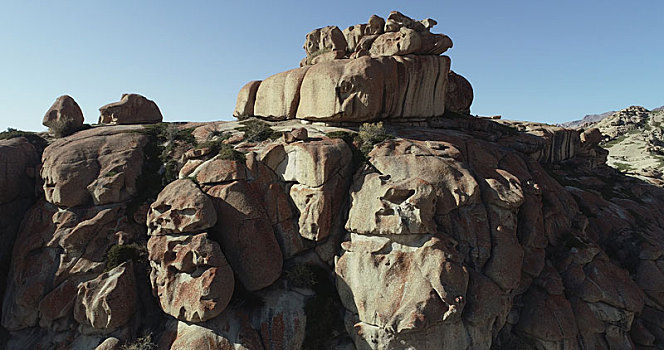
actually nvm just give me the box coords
[562,105,664,129]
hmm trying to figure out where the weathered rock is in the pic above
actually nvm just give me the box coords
[41,127,148,207]
[446,71,474,115]
[297,55,450,121]
[290,174,346,241]
[147,179,217,235]
[301,26,347,66]
[233,80,262,119]
[148,233,234,322]
[95,337,121,350]
[207,181,283,291]
[0,137,39,204]
[347,139,479,235]
[254,67,309,120]
[195,158,247,184]
[158,313,263,350]
[284,127,308,143]
[42,95,84,137]
[343,15,385,53]
[263,137,352,187]
[73,262,137,331]
[98,93,163,125]
[252,288,307,350]
[368,27,422,57]
[336,234,468,333]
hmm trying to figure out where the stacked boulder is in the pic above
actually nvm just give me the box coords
[234,11,473,123]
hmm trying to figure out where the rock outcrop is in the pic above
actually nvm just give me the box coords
[234,11,471,122]
[99,93,163,125]
[42,95,84,137]
[4,11,664,350]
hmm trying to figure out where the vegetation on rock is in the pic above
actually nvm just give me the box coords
[237,119,280,142]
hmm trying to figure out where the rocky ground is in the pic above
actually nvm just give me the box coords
[571,106,664,186]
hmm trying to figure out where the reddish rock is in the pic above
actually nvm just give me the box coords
[207,181,283,291]
[98,93,162,124]
[74,262,137,331]
[147,179,217,235]
[42,95,84,136]
[148,233,234,323]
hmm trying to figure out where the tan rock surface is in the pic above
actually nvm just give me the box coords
[98,93,163,124]
[41,126,148,207]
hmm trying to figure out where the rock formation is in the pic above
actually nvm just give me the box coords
[42,95,84,137]
[99,93,163,125]
[234,11,473,122]
[2,11,664,350]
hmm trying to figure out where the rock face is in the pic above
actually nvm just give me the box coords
[99,93,163,125]
[41,126,148,207]
[235,11,471,122]
[42,95,84,137]
[74,262,137,331]
[7,12,664,350]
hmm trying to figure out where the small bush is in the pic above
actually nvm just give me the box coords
[104,170,119,177]
[357,122,393,156]
[285,263,319,289]
[121,334,157,350]
[217,143,246,162]
[0,128,49,151]
[106,243,145,271]
[237,119,280,142]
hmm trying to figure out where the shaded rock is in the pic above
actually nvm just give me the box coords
[252,288,307,350]
[343,15,385,53]
[290,174,346,241]
[0,137,39,204]
[148,233,234,323]
[446,71,474,115]
[42,95,84,137]
[207,181,283,291]
[73,262,137,331]
[98,93,162,125]
[147,179,217,235]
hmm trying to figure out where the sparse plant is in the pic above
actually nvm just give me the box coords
[121,334,157,350]
[237,119,280,142]
[106,243,146,271]
[104,170,119,177]
[217,143,246,162]
[357,122,393,156]
[285,263,319,289]
[0,128,49,151]
[49,116,80,138]
[613,162,634,172]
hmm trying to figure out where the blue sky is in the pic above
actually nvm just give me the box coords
[1,1,662,131]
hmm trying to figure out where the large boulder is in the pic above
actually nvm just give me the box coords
[42,95,84,137]
[148,233,234,323]
[73,262,137,331]
[40,126,148,207]
[98,93,163,125]
[207,181,283,291]
[0,137,39,204]
[301,26,347,66]
[147,179,217,235]
[446,71,474,115]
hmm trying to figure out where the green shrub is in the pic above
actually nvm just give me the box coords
[285,263,319,289]
[237,119,280,142]
[106,243,145,271]
[49,116,80,138]
[121,334,157,350]
[0,128,49,151]
[217,143,246,162]
[357,122,393,157]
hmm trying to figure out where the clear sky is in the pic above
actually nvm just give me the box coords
[1,1,662,132]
